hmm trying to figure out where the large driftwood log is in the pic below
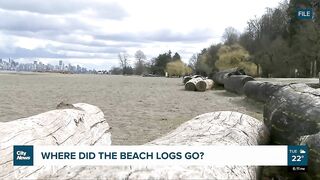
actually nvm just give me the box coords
[196,79,214,91]
[212,68,246,85]
[43,111,269,180]
[183,76,192,84]
[0,103,111,179]
[264,83,320,145]
[185,77,204,91]
[224,75,255,94]
[182,75,202,84]
[261,84,320,179]
[243,81,286,102]
[148,111,269,146]
[299,132,320,179]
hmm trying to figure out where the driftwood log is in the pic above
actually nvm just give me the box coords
[0,108,270,179]
[183,76,192,84]
[212,68,246,85]
[182,75,202,84]
[185,77,204,91]
[224,75,255,94]
[42,111,269,179]
[299,132,320,179]
[0,103,111,179]
[264,83,320,145]
[196,79,214,91]
[261,84,320,179]
[243,81,286,102]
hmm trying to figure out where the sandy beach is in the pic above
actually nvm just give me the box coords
[1,72,317,145]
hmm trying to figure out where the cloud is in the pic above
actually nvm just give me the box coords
[0,0,127,20]
[0,10,88,33]
[94,29,214,43]
[0,41,123,59]
[0,47,66,59]
[0,0,214,66]
[0,0,282,70]
[47,44,126,55]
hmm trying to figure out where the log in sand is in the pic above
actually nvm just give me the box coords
[264,83,320,145]
[299,132,320,179]
[1,108,269,179]
[41,111,269,179]
[212,68,246,85]
[261,84,320,180]
[183,76,192,84]
[196,79,214,91]
[182,75,202,84]
[0,103,111,179]
[224,75,255,94]
[185,77,204,91]
[243,81,286,102]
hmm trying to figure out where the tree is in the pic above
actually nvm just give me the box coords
[188,44,221,76]
[286,0,320,77]
[166,60,191,77]
[151,51,172,75]
[238,0,291,77]
[222,27,239,45]
[216,44,257,76]
[134,50,147,75]
[290,22,320,77]
[109,67,122,75]
[134,50,146,62]
[205,44,221,73]
[172,52,181,61]
[188,54,198,71]
[118,52,130,75]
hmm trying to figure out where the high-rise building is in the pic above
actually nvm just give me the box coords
[59,60,63,71]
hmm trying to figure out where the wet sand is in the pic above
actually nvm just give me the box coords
[1,72,316,145]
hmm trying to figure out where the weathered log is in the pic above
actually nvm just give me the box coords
[306,83,320,89]
[148,111,269,145]
[185,77,203,91]
[243,81,286,102]
[196,79,214,91]
[183,76,192,84]
[192,75,203,78]
[264,83,320,145]
[183,75,203,84]
[299,132,320,179]
[212,68,246,85]
[224,75,255,94]
[261,131,320,179]
[42,111,269,180]
[0,103,111,179]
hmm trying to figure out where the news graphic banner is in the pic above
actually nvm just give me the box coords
[13,145,308,167]
[297,8,313,20]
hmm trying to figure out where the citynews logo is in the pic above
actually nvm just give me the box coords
[13,145,34,166]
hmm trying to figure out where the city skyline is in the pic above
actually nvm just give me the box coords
[0,58,94,73]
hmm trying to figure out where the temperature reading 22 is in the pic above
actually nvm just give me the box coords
[292,155,303,162]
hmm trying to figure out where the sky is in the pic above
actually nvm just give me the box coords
[0,0,282,70]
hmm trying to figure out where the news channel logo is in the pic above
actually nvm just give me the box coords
[13,145,34,166]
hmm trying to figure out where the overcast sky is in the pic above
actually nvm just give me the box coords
[0,0,282,70]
